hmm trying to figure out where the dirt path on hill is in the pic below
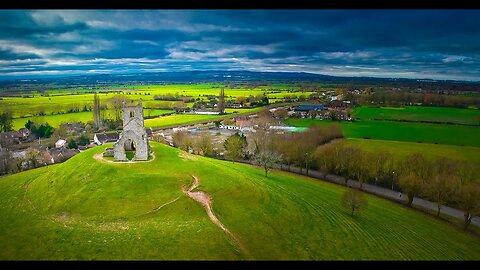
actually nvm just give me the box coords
[184,175,252,259]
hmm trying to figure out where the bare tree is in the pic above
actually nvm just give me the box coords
[398,172,424,207]
[250,110,277,154]
[194,131,214,157]
[341,188,368,217]
[108,96,131,124]
[453,181,480,230]
[172,130,193,152]
[253,150,282,177]
[51,124,68,142]
[272,108,288,119]
[423,173,456,217]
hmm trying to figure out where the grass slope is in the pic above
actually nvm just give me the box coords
[285,118,480,147]
[353,106,480,125]
[0,142,479,260]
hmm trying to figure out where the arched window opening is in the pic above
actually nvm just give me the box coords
[130,111,135,118]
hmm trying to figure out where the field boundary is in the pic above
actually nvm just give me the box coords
[356,117,480,126]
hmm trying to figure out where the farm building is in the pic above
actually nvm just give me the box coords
[0,131,22,145]
[293,104,325,112]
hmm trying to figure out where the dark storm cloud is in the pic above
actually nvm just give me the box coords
[0,10,479,80]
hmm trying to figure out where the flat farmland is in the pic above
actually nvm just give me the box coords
[285,118,480,147]
[11,109,175,130]
[353,106,480,125]
[1,84,315,128]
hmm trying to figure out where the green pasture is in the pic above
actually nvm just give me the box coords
[353,106,480,125]
[285,118,480,147]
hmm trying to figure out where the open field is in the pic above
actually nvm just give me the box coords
[353,106,480,125]
[11,109,175,130]
[1,83,316,130]
[344,138,480,176]
[144,107,265,129]
[0,142,478,260]
[285,118,480,147]
[0,84,315,118]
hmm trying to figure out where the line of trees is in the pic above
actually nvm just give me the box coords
[346,88,480,108]
[314,140,479,229]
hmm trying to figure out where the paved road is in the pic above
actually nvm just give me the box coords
[240,160,480,227]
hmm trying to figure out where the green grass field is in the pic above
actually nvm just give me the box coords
[285,118,480,147]
[353,106,480,125]
[11,109,175,130]
[0,142,479,260]
[0,84,312,119]
[9,103,267,130]
[344,138,480,175]
[144,107,263,129]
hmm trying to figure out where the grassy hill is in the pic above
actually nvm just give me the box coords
[0,142,479,260]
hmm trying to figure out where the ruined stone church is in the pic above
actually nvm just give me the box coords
[113,101,150,161]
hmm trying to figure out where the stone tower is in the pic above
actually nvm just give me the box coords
[113,100,149,161]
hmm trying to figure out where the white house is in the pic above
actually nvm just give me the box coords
[55,139,67,148]
[219,124,240,130]
[93,132,120,145]
[193,111,221,115]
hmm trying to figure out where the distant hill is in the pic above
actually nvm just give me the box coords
[1,70,479,93]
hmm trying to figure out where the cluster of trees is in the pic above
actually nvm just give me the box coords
[25,120,54,138]
[283,94,307,102]
[349,88,480,108]
[247,93,269,107]
[172,130,216,157]
[270,125,344,174]
[153,92,194,102]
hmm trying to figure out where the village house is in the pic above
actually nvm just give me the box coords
[62,122,86,136]
[55,139,67,148]
[292,104,325,118]
[0,131,22,146]
[94,132,120,145]
[46,147,80,164]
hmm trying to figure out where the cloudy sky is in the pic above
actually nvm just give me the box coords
[1,10,479,81]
